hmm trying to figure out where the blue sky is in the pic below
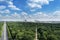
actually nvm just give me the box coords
[0,0,60,21]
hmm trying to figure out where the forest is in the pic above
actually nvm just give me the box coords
[7,22,60,40]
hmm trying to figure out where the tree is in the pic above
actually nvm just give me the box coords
[37,28,47,40]
[47,34,58,40]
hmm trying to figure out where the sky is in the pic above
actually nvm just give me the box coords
[0,0,60,21]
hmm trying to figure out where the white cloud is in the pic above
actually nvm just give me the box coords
[0,5,6,10]
[21,12,28,15]
[11,12,20,18]
[0,0,5,1]
[8,1,13,5]
[0,0,20,10]
[31,12,49,19]
[6,0,20,10]
[21,11,60,21]
[8,4,20,10]
[28,3,42,8]
[2,15,12,19]
[0,9,10,14]
[53,11,60,16]
[27,0,54,8]
[4,9,10,14]
[51,11,60,19]
[0,10,60,21]
[7,1,20,10]
[0,12,20,19]
[20,12,29,20]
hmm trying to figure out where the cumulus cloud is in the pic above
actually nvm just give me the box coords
[33,11,60,21]
[53,11,60,16]
[27,0,54,8]
[0,9,10,14]
[0,0,60,22]
[0,11,60,21]
[20,12,29,20]
[8,4,20,10]
[0,5,6,10]
[19,11,60,21]
[11,12,21,18]
[30,12,49,20]
[51,11,60,19]
[0,5,9,14]
[21,12,28,15]
[8,1,13,5]
[4,9,10,14]
[0,12,19,19]
[8,1,20,10]
[0,0,20,10]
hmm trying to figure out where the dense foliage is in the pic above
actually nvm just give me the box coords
[7,22,36,40]
[0,22,3,37]
[7,22,60,40]
[37,23,59,40]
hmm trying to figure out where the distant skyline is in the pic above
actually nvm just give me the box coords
[0,0,60,21]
